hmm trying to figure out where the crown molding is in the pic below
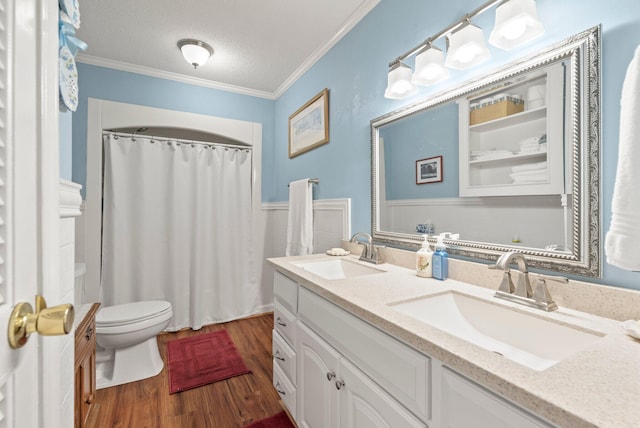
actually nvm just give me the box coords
[75,54,277,99]
[76,0,380,101]
[272,0,381,98]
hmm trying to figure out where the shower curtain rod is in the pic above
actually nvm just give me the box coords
[104,131,252,151]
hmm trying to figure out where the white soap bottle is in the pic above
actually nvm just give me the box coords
[416,234,433,278]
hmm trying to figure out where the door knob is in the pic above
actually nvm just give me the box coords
[8,295,74,349]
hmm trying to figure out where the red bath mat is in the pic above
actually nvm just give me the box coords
[243,411,295,428]
[166,329,251,393]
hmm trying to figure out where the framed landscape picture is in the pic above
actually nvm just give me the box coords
[289,88,329,158]
[416,155,443,184]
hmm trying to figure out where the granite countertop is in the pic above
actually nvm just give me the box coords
[268,253,640,428]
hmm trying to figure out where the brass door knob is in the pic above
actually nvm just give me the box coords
[7,295,74,349]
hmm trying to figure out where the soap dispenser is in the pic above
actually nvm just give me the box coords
[416,234,433,278]
[432,236,449,280]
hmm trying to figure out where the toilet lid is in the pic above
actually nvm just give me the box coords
[96,300,172,327]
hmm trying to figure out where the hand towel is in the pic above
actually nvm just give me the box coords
[285,179,313,256]
[605,45,640,271]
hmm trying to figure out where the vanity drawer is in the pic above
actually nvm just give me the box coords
[274,300,296,348]
[272,329,296,384]
[298,287,430,422]
[273,363,296,420]
[274,271,298,314]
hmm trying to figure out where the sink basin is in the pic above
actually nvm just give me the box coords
[293,258,384,280]
[389,291,603,370]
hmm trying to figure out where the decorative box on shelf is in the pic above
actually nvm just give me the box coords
[470,96,525,125]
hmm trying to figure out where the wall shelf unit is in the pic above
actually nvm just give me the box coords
[459,63,566,197]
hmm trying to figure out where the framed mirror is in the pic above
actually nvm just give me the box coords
[371,26,601,277]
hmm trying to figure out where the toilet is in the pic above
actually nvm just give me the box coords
[95,300,173,389]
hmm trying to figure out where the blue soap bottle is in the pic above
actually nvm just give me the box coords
[432,236,448,280]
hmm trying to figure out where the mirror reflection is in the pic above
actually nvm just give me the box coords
[372,27,600,277]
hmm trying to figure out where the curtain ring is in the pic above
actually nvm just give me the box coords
[191,144,195,148]
[113,135,119,140]
[150,139,155,144]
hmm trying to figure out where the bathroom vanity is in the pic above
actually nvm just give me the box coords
[74,303,100,428]
[268,253,639,428]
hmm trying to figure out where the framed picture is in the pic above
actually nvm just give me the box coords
[416,155,443,184]
[289,88,329,158]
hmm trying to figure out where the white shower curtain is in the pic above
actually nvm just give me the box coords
[101,133,259,331]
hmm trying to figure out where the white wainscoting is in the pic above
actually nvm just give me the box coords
[58,180,83,428]
[384,196,569,249]
[75,198,350,315]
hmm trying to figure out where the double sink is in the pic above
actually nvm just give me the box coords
[292,257,604,371]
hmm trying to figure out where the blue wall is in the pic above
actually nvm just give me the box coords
[381,103,459,199]
[72,64,275,197]
[72,0,640,290]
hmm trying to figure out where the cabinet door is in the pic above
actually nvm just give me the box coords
[339,359,425,428]
[440,368,552,428]
[296,321,340,428]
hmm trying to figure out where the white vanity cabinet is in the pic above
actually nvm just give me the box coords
[296,317,425,428]
[273,268,555,428]
[272,271,299,418]
[439,367,552,428]
[458,62,566,197]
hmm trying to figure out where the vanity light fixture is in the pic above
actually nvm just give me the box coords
[412,44,450,86]
[178,39,214,69]
[384,0,544,99]
[384,61,418,99]
[489,0,544,50]
[445,21,491,70]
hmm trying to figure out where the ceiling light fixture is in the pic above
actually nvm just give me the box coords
[384,0,544,99]
[177,39,214,69]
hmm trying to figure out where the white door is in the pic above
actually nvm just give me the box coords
[339,359,425,428]
[0,1,63,427]
[296,322,340,428]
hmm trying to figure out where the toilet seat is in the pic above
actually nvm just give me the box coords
[97,300,172,328]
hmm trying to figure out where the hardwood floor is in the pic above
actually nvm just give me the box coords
[86,313,283,428]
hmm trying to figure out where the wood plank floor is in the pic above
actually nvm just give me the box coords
[86,313,283,428]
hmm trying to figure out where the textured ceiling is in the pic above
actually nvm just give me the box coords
[76,0,378,98]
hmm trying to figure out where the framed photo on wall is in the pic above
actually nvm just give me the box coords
[289,88,329,158]
[416,155,443,184]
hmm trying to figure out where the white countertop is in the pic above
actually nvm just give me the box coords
[268,253,640,428]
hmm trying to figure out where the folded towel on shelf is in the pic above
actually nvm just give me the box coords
[510,169,547,183]
[471,150,513,161]
[511,161,548,172]
[605,44,640,271]
[286,179,313,256]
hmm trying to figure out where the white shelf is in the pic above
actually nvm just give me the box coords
[459,62,565,197]
[469,151,546,166]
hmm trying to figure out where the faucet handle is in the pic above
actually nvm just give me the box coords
[531,275,566,311]
[497,271,515,294]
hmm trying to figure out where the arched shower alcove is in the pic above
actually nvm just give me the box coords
[83,99,270,319]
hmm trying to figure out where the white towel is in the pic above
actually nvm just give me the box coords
[511,161,547,173]
[605,45,640,271]
[286,179,313,256]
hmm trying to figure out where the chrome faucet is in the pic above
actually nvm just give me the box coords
[489,251,567,311]
[350,232,384,264]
